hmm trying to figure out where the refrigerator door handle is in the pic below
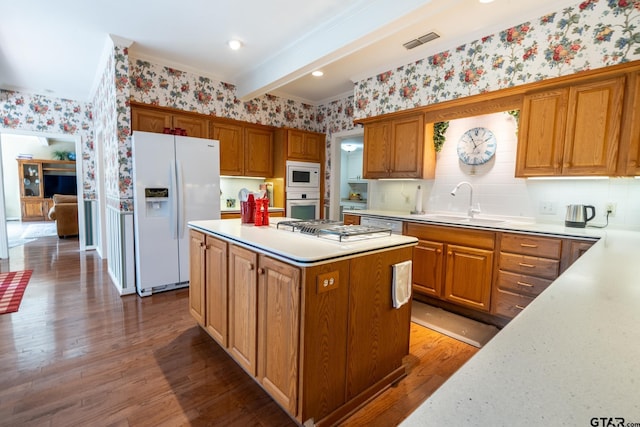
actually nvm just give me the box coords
[175,160,185,239]
[169,161,179,240]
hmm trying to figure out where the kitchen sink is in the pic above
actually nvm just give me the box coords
[420,214,506,225]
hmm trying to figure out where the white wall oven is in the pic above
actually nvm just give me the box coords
[286,190,320,220]
[286,160,320,191]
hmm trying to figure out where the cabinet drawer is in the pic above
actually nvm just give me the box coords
[500,234,561,258]
[497,270,553,297]
[499,252,560,280]
[494,289,533,319]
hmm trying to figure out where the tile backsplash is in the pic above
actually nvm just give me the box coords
[220,177,267,210]
[368,112,640,230]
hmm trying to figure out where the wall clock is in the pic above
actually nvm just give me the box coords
[457,127,497,165]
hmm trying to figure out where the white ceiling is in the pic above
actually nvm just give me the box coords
[0,0,578,105]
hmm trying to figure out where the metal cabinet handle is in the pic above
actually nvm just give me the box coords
[515,305,526,310]
[447,251,452,256]
[518,262,535,268]
[516,281,534,288]
[436,249,442,254]
[520,243,538,248]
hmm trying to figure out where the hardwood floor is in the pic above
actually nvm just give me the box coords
[0,236,478,426]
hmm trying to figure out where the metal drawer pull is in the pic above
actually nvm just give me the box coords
[520,243,538,248]
[516,281,534,287]
[515,305,526,310]
[518,262,535,268]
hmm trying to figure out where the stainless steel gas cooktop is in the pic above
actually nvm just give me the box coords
[276,219,392,242]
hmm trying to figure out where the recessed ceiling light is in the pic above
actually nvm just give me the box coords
[228,39,242,50]
[479,0,494,3]
[312,70,324,77]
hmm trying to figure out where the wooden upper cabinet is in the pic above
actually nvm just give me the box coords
[131,104,209,138]
[363,113,434,179]
[515,88,568,177]
[562,76,624,176]
[172,113,209,138]
[131,107,172,134]
[245,126,274,177]
[213,122,244,175]
[362,121,390,178]
[619,71,640,175]
[213,122,273,177]
[286,129,323,162]
[516,76,625,177]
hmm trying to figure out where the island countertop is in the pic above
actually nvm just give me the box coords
[188,218,418,266]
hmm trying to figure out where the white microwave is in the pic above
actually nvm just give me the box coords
[286,160,321,191]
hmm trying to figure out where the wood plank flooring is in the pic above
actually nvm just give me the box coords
[0,235,478,426]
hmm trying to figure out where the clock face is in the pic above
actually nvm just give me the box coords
[457,127,497,165]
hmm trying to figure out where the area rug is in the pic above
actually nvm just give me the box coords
[411,301,499,348]
[20,223,57,239]
[0,270,33,314]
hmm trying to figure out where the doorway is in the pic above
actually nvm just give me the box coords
[328,128,365,221]
[0,130,86,258]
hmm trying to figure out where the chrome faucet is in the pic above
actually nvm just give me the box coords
[451,181,481,218]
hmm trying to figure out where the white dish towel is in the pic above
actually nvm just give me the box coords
[392,260,412,309]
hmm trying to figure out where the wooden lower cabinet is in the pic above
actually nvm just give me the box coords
[228,245,259,375]
[257,255,300,414]
[189,229,412,426]
[405,223,495,312]
[412,240,444,298]
[444,244,493,311]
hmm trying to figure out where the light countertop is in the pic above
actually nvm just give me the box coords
[343,210,640,424]
[188,218,417,266]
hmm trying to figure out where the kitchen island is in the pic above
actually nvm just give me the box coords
[342,210,640,425]
[187,218,418,426]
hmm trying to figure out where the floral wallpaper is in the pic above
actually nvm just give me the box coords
[354,0,640,118]
[0,89,94,199]
[2,0,639,214]
[128,58,322,132]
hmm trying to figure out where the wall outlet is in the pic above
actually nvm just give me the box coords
[539,201,556,215]
[605,202,617,217]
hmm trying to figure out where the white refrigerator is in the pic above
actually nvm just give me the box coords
[132,131,220,297]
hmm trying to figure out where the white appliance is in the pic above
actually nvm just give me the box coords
[132,131,220,297]
[286,190,321,220]
[286,160,320,191]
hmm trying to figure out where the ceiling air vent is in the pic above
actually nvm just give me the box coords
[403,31,440,50]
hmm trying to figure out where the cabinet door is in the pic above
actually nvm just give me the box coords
[620,71,640,175]
[444,244,493,311]
[515,88,568,177]
[205,236,228,346]
[21,200,45,221]
[389,115,425,178]
[213,122,244,176]
[173,114,209,138]
[257,256,300,415]
[131,108,172,133]
[228,245,258,375]
[363,121,390,178]
[287,130,322,162]
[562,76,624,176]
[188,230,206,325]
[568,240,594,267]
[245,127,273,177]
[412,240,444,298]
[20,161,43,198]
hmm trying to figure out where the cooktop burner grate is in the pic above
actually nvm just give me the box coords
[276,219,392,241]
